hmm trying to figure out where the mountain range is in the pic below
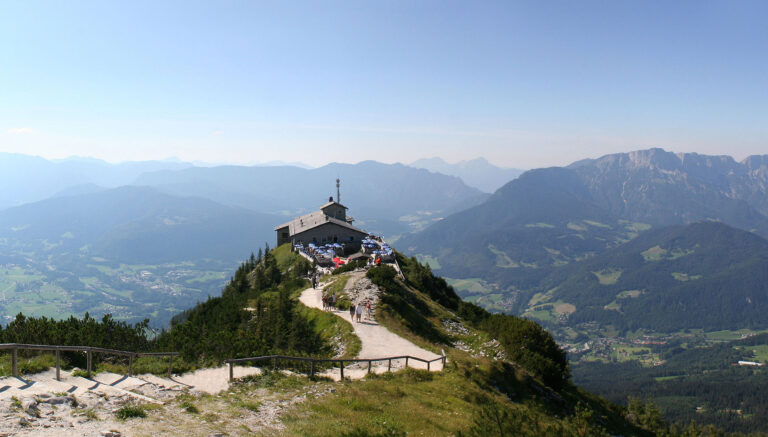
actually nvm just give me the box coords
[401,148,768,333]
[134,160,488,236]
[0,156,488,324]
[409,156,524,193]
[0,153,192,210]
[0,185,279,263]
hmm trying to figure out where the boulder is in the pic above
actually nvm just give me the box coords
[46,396,74,405]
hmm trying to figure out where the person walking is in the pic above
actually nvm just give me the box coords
[330,293,337,311]
[349,302,356,321]
[356,303,363,323]
[365,301,372,320]
[322,294,328,311]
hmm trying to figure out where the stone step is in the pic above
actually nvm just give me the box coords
[61,373,160,404]
[91,371,151,391]
[9,369,162,404]
[0,375,59,399]
[135,373,187,390]
[24,369,90,395]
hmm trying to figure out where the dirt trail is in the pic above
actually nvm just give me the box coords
[300,274,443,373]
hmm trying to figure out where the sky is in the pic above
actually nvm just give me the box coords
[1,0,766,169]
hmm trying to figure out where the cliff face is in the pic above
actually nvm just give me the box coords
[571,148,768,233]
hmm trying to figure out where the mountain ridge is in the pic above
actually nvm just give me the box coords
[409,156,524,193]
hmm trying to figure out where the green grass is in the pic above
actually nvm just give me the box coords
[323,275,353,309]
[94,355,196,376]
[669,247,695,259]
[281,364,485,436]
[617,290,643,298]
[584,220,611,228]
[487,244,519,268]
[180,400,200,414]
[324,276,349,296]
[623,222,652,233]
[185,271,226,284]
[298,300,361,359]
[523,308,556,323]
[0,352,55,376]
[274,243,305,271]
[281,357,638,437]
[527,289,556,306]
[445,277,494,294]
[735,344,768,362]
[415,254,442,270]
[567,221,588,231]
[641,245,668,262]
[525,222,555,228]
[115,404,147,420]
[671,272,702,282]
[236,370,310,391]
[592,269,622,285]
[704,329,767,341]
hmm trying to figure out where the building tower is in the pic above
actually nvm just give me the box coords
[336,178,341,204]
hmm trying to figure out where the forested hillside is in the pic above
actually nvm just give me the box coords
[523,221,768,333]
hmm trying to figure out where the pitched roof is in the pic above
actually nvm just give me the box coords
[274,210,366,235]
[320,201,348,210]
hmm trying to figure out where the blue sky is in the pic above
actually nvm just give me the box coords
[1,0,766,168]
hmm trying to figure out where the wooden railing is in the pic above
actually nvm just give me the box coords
[0,343,179,380]
[224,351,447,382]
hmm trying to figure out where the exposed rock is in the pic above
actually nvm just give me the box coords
[46,395,75,405]
[21,397,39,416]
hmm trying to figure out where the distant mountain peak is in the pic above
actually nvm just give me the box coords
[409,157,524,193]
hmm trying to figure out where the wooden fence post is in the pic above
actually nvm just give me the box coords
[12,348,18,377]
[427,361,431,371]
[310,360,315,378]
[86,350,93,378]
[229,361,234,382]
[387,359,391,372]
[405,357,409,368]
[168,355,174,378]
[339,361,344,380]
[55,349,61,381]
[129,354,134,376]
[272,357,277,371]
[368,360,372,374]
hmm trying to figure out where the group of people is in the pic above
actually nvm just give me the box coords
[348,300,372,323]
[322,293,337,311]
[322,292,372,322]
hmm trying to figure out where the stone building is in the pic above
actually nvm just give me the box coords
[274,197,368,248]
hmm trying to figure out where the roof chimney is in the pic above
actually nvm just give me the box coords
[336,178,341,204]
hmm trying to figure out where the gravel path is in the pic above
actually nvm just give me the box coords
[300,275,443,373]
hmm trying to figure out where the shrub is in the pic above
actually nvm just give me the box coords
[333,260,366,275]
[115,405,147,420]
[180,400,199,414]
